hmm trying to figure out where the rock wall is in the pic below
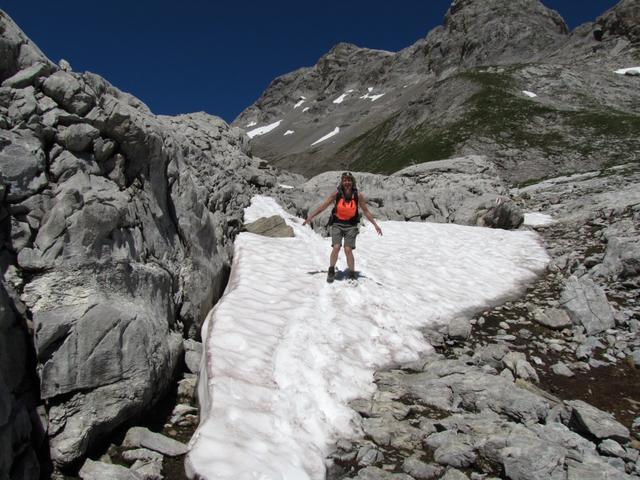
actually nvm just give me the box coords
[0,9,300,473]
[287,155,522,230]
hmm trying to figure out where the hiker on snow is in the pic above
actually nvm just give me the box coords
[303,172,383,282]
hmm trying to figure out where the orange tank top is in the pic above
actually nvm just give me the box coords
[335,197,357,221]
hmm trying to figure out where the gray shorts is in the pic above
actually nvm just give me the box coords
[331,223,359,249]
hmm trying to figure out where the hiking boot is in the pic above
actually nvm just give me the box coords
[347,270,357,281]
[327,267,336,283]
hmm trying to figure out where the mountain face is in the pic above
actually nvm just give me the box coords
[233,0,640,184]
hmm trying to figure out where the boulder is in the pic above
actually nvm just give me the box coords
[183,339,202,374]
[448,317,472,340]
[600,234,640,280]
[122,427,188,457]
[0,129,47,202]
[1,61,52,89]
[479,196,524,229]
[79,459,141,480]
[42,70,95,116]
[244,215,294,237]
[532,308,572,330]
[566,400,630,443]
[56,123,101,152]
[559,276,615,335]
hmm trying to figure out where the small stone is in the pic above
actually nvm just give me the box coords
[598,439,626,457]
[551,362,574,377]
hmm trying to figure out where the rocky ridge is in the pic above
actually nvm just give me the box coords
[233,0,640,183]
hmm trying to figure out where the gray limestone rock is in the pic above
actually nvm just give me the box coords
[600,234,640,280]
[0,9,54,80]
[122,448,164,463]
[244,215,294,237]
[42,70,95,116]
[551,362,574,377]
[122,427,188,457]
[402,455,443,479]
[559,276,615,335]
[293,157,517,231]
[471,344,509,369]
[0,129,47,202]
[382,360,549,424]
[440,470,469,480]
[0,278,37,480]
[0,16,297,467]
[426,431,477,468]
[362,416,422,450]
[49,149,100,182]
[355,444,384,467]
[56,123,101,152]
[479,196,524,230]
[79,459,142,480]
[448,317,472,340]
[1,61,52,89]
[130,458,163,480]
[596,0,640,43]
[93,137,116,162]
[502,352,540,383]
[353,466,414,479]
[532,308,572,330]
[177,375,197,404]
[566,455,634,480]
[183,339,202,375]
[566,400,630,443]
[597,439,626,458]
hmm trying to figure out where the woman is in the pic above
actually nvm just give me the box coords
[303,172,383,282]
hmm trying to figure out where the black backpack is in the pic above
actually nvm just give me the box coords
[328,186,360,226]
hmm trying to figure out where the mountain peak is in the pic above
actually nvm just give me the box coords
[596,0,640,42]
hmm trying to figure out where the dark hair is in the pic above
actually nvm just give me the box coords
[340,172,356,187]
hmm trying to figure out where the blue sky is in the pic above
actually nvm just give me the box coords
[2,0,619,123]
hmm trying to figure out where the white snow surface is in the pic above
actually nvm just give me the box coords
[186,196,549,480]
[523,212,555,226]
[615,66,640,75]
[360,92,385,101]
[522,90,537,98]
[333,93,348,104]
[302,107,310,112]
[294,100,305,109]
[284,130,295,136]
[310,127,340,146]
[247,120,282,138]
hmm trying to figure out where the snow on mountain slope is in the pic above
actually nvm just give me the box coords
[186,196,549,480]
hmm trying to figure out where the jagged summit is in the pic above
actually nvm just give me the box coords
[0,9,54,78]
[596,0,640,41]
[233,0,640,184]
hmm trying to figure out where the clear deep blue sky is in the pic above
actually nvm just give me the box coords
[1,0,619,123]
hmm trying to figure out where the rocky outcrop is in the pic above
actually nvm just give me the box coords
[282,155,523,230]
[0,9,301,473]
[410,0,567,73]
[595,0,640,43]
[243,215,294,237]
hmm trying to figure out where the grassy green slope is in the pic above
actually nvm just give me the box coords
[342,68,640,176]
